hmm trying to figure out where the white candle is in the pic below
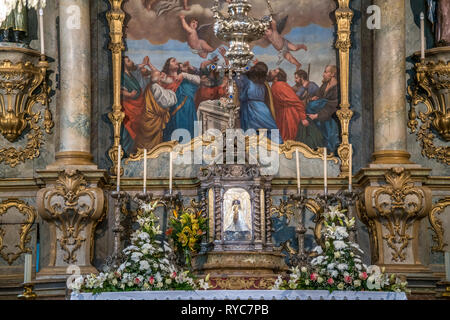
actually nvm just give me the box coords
[143,149,147,194]
[445,251,450,282]
[39,8,45,55]
[348,144,352,193]
[169,152,173,195]
[24,254,32,283]
[229,83,234,98]
[324,147,327,195]
[295,149,301,195]
[116,145,121,193]
[420,12,425,60]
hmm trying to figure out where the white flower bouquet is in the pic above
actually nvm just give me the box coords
[272,206,408,293]
[71,201,209,294]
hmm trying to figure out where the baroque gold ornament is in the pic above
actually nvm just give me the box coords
[208,276,276,290]
[37,170,105,266]
[428,196,450,252]
[357,167,432,269]
[0,52,52,167]
[408,58,450,165]
[335,0,354,177]
[0,198,36,265]
[107,0,126,175]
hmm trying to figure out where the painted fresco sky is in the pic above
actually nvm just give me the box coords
[126,23,336,86]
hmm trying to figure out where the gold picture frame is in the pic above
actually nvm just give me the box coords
[106,0,353,176]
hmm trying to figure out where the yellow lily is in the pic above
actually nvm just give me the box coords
[188,237,197,251]
[182,226,193,236]
[177,232,188,247]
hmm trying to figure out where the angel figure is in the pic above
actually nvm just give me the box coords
[179,14,215,58]
[264,16,307,70]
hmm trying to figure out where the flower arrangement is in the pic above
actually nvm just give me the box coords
[71,201,209,294]
[167,208,207,268]
[272,206,408,293]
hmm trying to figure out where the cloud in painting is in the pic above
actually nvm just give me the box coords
[124,0,336,49]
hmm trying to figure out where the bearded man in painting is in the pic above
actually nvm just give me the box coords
[297,65,340,153]
[268,68,309,142]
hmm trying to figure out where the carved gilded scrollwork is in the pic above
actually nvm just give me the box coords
[106,1,353,175]
[429,196,450,252]
[0,199,36,265]
[208,276,276,290]
[0,57,52,167]
[37,170,105,265]
[357,167,432,268]
[408,58,450,165]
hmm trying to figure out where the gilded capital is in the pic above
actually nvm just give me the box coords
[357,167,432,273]
[36,170,105,277]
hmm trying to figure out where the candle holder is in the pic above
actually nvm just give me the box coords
[314,190,358,210]
[134,192,154,205]
[160,192,183,211]
[443,282,450,298]
[17,282,37,300]
[288,193,309,266]
[314,189,359,242]
[111,190,129,266]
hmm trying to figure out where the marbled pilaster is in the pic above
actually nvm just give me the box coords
[372,0,411,164]
[54,0,94,166]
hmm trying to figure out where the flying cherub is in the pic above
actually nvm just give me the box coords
[179,14,215,58]
[264,15,308,70]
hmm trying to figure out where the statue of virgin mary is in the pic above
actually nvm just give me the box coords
[224,199,251,241]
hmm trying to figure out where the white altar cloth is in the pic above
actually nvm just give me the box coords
[71,290,407,300]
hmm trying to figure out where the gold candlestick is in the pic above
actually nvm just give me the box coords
[18,282,37,300]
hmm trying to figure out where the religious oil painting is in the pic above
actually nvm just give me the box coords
[222,188,251,241]
[120,0,340,157]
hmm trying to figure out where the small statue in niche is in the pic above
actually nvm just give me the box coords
[224,199,251,241]
[0,3,28,43]
[427,0,450,47]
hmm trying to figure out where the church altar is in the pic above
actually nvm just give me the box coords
[71,290,407,300]
[1,0,450,302]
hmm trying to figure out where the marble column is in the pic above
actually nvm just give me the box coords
[53,0,94,166]
[36,1,106,281]
[357,0,434,276]
[372,0,412,164]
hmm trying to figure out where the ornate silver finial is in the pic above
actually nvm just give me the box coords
[212,0,272,73]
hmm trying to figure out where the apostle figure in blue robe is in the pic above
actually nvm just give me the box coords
[234,62,282,144]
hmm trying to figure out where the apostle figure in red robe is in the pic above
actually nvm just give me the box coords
[268,68,309,142]
[121,56,146,149]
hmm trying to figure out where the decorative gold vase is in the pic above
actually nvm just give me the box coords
[0,45,52,167]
